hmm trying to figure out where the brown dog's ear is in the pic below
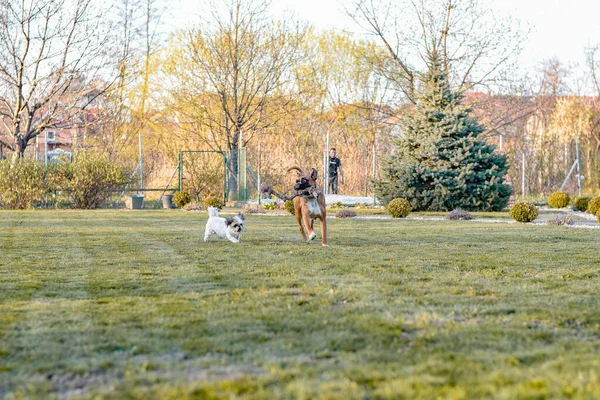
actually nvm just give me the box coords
[311,168,318,181]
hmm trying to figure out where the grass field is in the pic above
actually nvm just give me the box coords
[1,210,600,399]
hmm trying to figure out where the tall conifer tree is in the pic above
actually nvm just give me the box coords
[376,51,511,211]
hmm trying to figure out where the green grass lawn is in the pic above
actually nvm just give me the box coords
[1,210,600,399]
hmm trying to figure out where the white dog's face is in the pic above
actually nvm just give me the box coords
[204,207,245,243]
[225,214,245,236]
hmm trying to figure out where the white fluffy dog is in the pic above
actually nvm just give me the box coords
[204,207,245,243]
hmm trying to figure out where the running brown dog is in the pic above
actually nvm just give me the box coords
[287,166,328,246]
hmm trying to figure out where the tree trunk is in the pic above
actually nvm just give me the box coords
[17,137,28,158]
[228,147,238,200]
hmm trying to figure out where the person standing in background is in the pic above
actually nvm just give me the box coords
[328,148,344,194]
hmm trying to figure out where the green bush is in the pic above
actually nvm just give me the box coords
[203,196,224,210]
[173,191,192,208]
[284,200,295,215]
[597,210,600,224]
[56,153,129,209]
[588,197,600,215]
[261,201,276,210]
[547,191,570,208]
[0,158,49,209]
[387,197,411,218]
[572,196,591,212]
[510,201,539,223]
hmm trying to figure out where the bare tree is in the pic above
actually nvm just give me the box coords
[584,46,600,189]
[91,0,168,165]
[0,0,114,158]
[538,57,572,96]
[168,0,308,195]
[586,45,600,99]
[346,0,526,103]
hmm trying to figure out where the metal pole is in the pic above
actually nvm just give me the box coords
[323,151,328,195]
[177,151,182,192]
[237,130,243,201]
[575,136,582,196]
[138,132,143,192]
[565,143,569,174]
[223,152,227,204]
[257,144,261,206]
[373,143,376,205]
[521,153,526,198]
[44,131,48,167]
[561,137,584,194]
[499,134,503,151]
[117,164,140,202]
[158,166,179,203]
[238,130,247,202]
[560,161,578,192]
[325,132,330,194]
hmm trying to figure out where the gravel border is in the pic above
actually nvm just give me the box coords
[242,209,599,229]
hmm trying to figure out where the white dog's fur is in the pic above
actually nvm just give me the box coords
[204,207,245,243]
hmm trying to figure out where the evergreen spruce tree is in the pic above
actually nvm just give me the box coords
[375,51,511,211]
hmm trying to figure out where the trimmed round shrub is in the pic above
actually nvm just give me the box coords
[284,199,295,215]
[572,196,591,212]
[588,196,600,216]
[510,201,539,222]
[203,196,224,210]
[387,197,411,218]
[547,191,570,209]
[335,209,357,218]
[447,208,475,220]
[173,191,191,208]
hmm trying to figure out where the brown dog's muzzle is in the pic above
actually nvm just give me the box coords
[294,177,311,191]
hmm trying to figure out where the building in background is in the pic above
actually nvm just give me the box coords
[33,88,105,163]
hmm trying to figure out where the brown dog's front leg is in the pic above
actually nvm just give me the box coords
[320,217,327,246]
[295,212,307,241]
[302,211,316,241]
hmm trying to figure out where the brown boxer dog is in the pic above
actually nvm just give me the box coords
[287,166,328,246]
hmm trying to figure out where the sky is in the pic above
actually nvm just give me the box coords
[494,0,600,69]
[170,0,600,74]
